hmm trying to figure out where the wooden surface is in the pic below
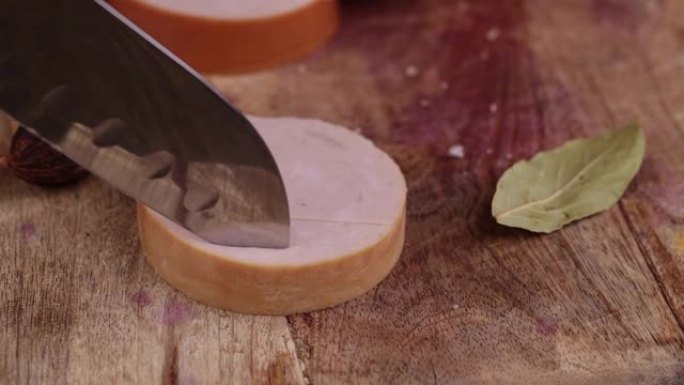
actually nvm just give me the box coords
[2,0,684,384]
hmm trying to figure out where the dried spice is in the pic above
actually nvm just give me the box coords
[4,126,89,186]
[492,125,645,233]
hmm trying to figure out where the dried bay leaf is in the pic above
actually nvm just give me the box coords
[492,125,645,233]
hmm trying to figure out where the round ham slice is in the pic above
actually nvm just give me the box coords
[108,0,339,74]
[137,117,407,314]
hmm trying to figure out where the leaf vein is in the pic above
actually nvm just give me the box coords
[496,140,615,220]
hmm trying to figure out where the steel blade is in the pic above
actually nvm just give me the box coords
[0,0,290,248]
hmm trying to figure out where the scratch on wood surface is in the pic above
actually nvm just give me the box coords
[162,343,179,385]
[619,202,684,336]
[633,44,684,138]
[266,352,295,385]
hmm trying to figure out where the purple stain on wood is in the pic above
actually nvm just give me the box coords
[179,374,199,385]
[395,1,535,150]
[535,316,559,336]
[162,300,191,326]
[592,0,645,28]
[338,0,595,190]
[18,223,36,240]
[338,0,551,163]
[300,313,315,328]
[130,290,152,307]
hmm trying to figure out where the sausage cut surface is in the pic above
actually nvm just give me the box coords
[137,117,407,314]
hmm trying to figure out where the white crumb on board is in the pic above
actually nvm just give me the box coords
[452,304,460,310]
[486,27,501,41]
[486,148,494,155]
[490,103,498,113]
[405,65,419,77]
[447,144,465,159]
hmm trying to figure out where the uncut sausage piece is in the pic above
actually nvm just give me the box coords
[138,0,316,19]
[108,0,339,73]
[137,116,407,315]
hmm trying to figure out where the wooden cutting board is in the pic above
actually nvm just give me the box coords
[2,0,684,384]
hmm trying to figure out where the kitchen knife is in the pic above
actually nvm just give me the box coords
[0,0,290,248]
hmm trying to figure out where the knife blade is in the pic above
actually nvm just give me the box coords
[0,0,290,248]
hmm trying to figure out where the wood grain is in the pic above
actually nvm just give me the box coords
[2,0,684,384]
[0,176,306,384]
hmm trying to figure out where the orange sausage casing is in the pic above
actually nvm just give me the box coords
[108,0,339,74]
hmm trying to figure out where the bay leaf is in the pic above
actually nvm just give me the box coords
[492,124,645,233]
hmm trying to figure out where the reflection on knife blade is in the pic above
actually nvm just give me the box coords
[0,0,290,248]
